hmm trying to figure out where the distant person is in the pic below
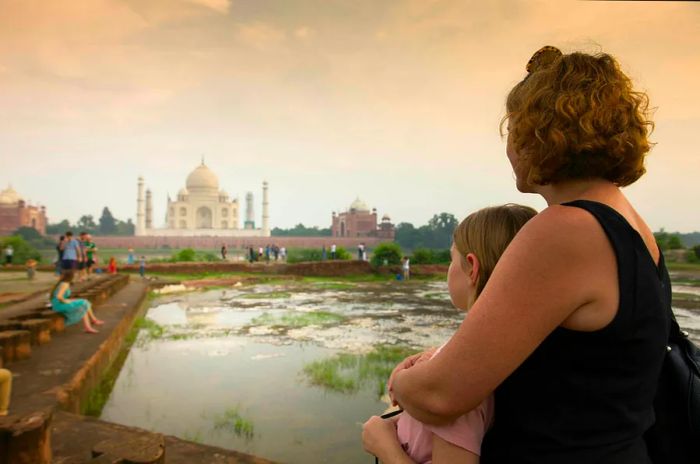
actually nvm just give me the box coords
[221,243,228,260]
[83,234,97,279]
[273,245,280,261]
[331,243,337,260]
[280,246,287,261]
[357,243,364,261]
[127,248,135,265]
[0,368,11,416]
[3,244,13,265]
[322,245,327,261]
[108,257,117,274]
[55,235,65,275]
[139,256,146,278]
[265,245,271,262]
[61,231,82,273]
[401,256,410,281]
[26,259,37,280]
[258,247,264,261]
[248,246,255,263]
[50,270,104,334]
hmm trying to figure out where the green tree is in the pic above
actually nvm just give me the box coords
[371,242,402,267]
[1,236,42,263]
[693,245,700,260]
[98,207,117,235]
[667,235,683,250]
[76,215,97,232]
[272,224,332,237]
[46,219,72,235]
[425,213,458,249]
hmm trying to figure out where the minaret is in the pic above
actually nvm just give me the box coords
[145,189,153,230]
[136,176,145,236]
[262,181,270,236]
[244,192,255,229]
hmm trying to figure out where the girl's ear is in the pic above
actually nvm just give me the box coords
[465,253,480,286]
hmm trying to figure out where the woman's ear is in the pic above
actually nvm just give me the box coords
[465,253,480,286]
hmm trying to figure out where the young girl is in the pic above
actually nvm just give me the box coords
[51,270,104,334]
[108,257,117,274]
[363,204,537,463]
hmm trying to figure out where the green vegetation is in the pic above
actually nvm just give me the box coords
[242,291,292,299]
[311,281,356,291]
[302,345,419,398]
[251,310,345,327]
[411,248,451,265]
[46,208,135,236]
[0,235,42,263]
[272,223,331,236]
[286,246,351,263]
[370,242,403,267]
[395,213,459,251]
[133,317,165,342]
[213,407,255,439]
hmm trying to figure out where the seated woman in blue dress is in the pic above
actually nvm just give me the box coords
[51,270,104,333]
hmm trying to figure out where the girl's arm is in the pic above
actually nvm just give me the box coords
[392,206,617,424]
[432,435,479,464]
[362,416,416,464]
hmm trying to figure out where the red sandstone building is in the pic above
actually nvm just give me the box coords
[331,198,395,239]
[0,185,47,235]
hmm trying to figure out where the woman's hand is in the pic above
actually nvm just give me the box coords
[362,416,414,463]
[388,348,436,406]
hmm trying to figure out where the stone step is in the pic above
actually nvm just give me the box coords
[18,319,52,346]
[0,330,31,363]
[92,434,165,464]
[0,409,52,464]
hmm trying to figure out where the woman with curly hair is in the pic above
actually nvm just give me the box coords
[364,47,668,463]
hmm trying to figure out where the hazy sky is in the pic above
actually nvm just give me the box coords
[1,0,699,231]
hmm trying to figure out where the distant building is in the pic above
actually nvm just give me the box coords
[0,185,47,235]
[136,161,270,237]
[331,198,395,239]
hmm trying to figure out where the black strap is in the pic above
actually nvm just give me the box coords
[373,409,403,463]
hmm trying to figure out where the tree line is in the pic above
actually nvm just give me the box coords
[46,207,135,236]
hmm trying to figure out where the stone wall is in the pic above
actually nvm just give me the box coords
[69,235,386,249]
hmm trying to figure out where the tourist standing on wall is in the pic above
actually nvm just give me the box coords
[248,246,255,263]
[322,245,327,261]
[83,234,97,279]
[273,245,280,261]
[280,246,287,261]
[55,235,65,275]
[139,256,146,278]
[3,244,13,265]
[127,248,135,265]
[331,243,337,260]
[77,232,88,281]
[221,243,228,260]
[61,231,81,273]
[357,243,363,261]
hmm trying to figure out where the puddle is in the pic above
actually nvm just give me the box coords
[101,278,700,464]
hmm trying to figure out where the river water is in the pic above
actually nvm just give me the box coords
[100,276,700,464]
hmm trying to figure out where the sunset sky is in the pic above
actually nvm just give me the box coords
[1,0,698,231]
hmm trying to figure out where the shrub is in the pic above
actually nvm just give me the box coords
[172,248,196,262]
[411,248,451,264]
[370,242,402,267]
[1,236,42,263]
[286,247,351,264]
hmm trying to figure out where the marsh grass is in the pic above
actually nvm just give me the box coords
[213,407,255,439]
[302,345,418,398]
[251,310,345,328]
[311,281,356,291]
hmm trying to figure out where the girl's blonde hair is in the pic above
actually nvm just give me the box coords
[453,204,537,297]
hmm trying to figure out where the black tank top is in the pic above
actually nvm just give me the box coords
[480,200,670,464]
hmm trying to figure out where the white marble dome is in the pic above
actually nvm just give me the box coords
[0,185,21,205]
[186,163,219,192]
[349,197,369,212]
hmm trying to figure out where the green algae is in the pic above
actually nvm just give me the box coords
[302,345,418,398]
[213,407,255,439]
[251,310,345,328]
[242,291,292,299]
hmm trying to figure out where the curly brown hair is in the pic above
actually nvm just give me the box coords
[502,47,655,187]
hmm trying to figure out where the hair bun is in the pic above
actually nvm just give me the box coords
[526,46,563,73]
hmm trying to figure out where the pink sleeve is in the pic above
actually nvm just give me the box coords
[427,394,495,456]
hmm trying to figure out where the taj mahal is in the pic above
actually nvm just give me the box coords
[135,161,270,237]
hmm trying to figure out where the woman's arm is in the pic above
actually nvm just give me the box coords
[392,206,617,424]
[56,283,70,303]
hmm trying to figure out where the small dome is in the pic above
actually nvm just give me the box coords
[349,197,369,212]
[186,162,219,192]
[0,185,22,205]
[382,214,391,221]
